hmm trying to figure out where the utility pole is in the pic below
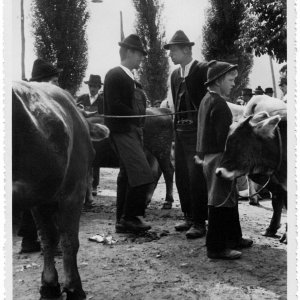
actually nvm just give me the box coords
[21,0,26,80]
[120,11,124,41]
[269,56,277,98]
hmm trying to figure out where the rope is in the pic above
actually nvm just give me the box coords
[97,110,197,119]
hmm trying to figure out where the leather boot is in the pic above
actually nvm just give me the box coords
[175,214,193,232]
[186,223,206,239]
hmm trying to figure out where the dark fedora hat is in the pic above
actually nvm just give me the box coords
[84,74,103,86]
[254,86,264,95]
[242,88,254,96]
[164,30,195,50]
[118,34,147,56]
[204,60,238,86]
[30,58,62,81]
[265,87,273,94]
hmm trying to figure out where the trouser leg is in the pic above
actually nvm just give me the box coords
[116,164,128,223]
[174,134,191,216]
[206,206,227,252]
[189,160,208,225]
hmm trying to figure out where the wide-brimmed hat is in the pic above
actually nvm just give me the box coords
[84,74,103,86]
[118,34,147,56]
[279,77,287,86]
[30,58,62,81]
[254,86,264,95]
[164,30,195,50]
[204,60,238,86]
[242,88,253,96]
[265,87,273,94]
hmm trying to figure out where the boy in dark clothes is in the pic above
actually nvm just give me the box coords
[196,61,253,259]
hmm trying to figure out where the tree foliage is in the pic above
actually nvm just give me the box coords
[132,0,169,105]
[31,0,90,94]
[237,0,287,63]
[202,0,253,100]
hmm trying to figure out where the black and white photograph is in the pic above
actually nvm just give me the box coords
[1,0,299,299]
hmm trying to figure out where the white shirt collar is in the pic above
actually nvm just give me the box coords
[120,65,135,81]
[180,59,195,78]
[89,91,100,105]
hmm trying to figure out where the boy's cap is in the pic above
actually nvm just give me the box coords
[205,60,238,86]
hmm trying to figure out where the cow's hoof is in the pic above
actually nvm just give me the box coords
[248,197,260,206]
[161,201,172,209]
[40,284,61,299]
[262,228,277,237]
[92,188,97,196]
[62,288,86,300]
[279,233,287,244]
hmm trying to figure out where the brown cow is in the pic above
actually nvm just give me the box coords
[13,81,109,299]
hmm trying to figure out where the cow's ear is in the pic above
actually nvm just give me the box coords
[240,115,253,127]
[249,111,270,126]
[88,122,110,141]
[253,115,281,138]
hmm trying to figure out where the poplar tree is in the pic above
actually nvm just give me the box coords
[132,0,169,105]
[202,0,253,101]
[31,0,90,94]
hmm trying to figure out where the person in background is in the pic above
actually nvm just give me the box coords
[164,30,208,239]
[264,87,274,97]
[18,58,62,253]
[104,34,154,233]
[77,74,104,198]
[236,88,253,106]
[77,74,104,115]
[196,60,253,260]
[279,77,287,103]
[254,86,264,95]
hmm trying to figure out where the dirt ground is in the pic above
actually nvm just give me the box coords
[13,168,287,300]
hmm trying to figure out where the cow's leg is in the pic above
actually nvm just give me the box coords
[145,151,161,207]
[247,178,260,206]
[31,205,61,299]
[156,155,174,209]
[263,183,285,237]
[92,167,99,196]
[59,186,86,300]
[84,167,95,208]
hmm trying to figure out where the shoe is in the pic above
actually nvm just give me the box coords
[186,224,206,239]
[119,216,151,233]
[175,219,193,232]
[20,238,41,253]
[207,248,242,260]
[234,238,253,249]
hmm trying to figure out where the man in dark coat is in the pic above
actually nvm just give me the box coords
[104,34,154,233]
[77,74,104,114]
[18,58,62,253]
[164,30,208,239]
[196,61,253,259]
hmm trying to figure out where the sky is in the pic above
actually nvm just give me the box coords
[12,0,284,97]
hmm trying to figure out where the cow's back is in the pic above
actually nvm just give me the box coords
[12,81,94,208]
